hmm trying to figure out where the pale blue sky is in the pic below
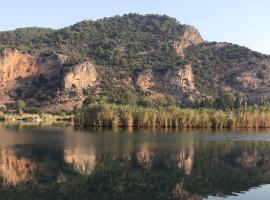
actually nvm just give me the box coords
[0,0,269,54]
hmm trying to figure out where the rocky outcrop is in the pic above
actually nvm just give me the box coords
[0,49,99,110]
[137,65,201,99]
[0,49,63,106]
[174,26,203,58]
[63,61,98,94]
[0,49,34,86]
[0,49,62,87]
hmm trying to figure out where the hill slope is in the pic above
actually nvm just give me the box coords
[0,14,269,110]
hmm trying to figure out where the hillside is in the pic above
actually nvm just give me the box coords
[0,14,269,110]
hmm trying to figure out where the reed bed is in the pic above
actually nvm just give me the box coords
[75,104,270,129]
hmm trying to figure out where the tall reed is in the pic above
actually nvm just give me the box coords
[74,103,270,129]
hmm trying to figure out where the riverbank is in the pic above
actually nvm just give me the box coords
[0,112,73,124]
[75,104,270,129]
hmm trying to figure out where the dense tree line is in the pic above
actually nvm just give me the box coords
[0,14,184,70]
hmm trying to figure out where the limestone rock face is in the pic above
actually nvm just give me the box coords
[136,65,200,99]
[0,49,62,87]
[0,49,34,86]
[0,49,99,110]
[174,26,203,58]
[0,49,62,106]
[63,61,98,94]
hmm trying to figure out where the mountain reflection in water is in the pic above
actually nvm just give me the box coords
[0,126,270,199]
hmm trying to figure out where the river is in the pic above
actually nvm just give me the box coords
[0,123,270,199]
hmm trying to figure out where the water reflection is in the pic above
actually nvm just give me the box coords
[64,147,96,176]
[0,127,270,199]
[0,145,64,186]
[0,147,37,186]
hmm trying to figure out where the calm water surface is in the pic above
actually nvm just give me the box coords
[1,123,270,199]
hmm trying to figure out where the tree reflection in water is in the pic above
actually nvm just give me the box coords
[0,141,270,199]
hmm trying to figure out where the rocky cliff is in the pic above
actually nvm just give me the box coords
[136,64,201,99]
[63,61,98,94]
[0,14,270,109]
[0,49,99,110]
[0,49,63,107]
[173,26,204,58]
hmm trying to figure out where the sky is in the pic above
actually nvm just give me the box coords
[0,0,269,54]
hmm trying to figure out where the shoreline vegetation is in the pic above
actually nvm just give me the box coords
[74,103,270,129]
[2,103,270,130]
[0,112,72,124]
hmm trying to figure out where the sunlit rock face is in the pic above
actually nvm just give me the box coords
[0,49,99,110]
[64,148,96,176]
[0,147,37,186]
[136,65,202,100]
[173,25,203,58]
[0,49,63,106]
[63,61,98,94]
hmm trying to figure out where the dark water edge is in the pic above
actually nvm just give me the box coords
[1,124,270,199]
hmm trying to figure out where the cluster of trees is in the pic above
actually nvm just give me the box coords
[185,42,268,96]
[1,14,269,110]
[183,92,247,110]
[0,14,185,70]
[83,82,254,111]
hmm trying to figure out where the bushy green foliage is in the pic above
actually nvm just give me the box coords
[1,14,269,109]
[0,14,184,70]
[185,42,267,96]
[16,99,26,114]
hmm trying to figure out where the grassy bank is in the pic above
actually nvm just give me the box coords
[75,104,270,129]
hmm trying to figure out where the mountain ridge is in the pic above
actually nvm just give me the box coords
[0,14,269,110]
